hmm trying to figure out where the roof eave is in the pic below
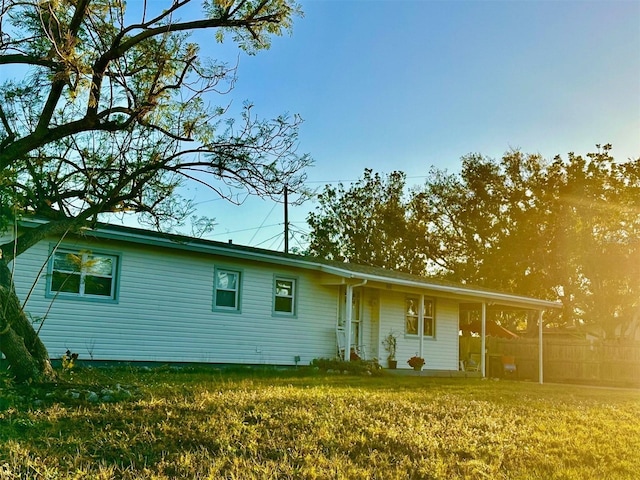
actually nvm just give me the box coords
[18,218,562,310]
[318,264,562,310]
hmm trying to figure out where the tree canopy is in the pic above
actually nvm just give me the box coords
[306,146,640,336]
[307,169,421,272]
[0,0,310,247]
[0,0,309,381]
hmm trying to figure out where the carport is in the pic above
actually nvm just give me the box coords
[459,301,563,383]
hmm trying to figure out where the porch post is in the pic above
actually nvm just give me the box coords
[418,294,425,359]
[481,302,487,377]
[345,284,353,362]
[538,310,544,384]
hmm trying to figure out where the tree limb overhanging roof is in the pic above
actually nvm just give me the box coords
[17,218,562,311]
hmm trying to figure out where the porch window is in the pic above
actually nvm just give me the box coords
[423,299,435,337]
[214,268,241,310]
[405,297,420,335]
[274,277,296,315]
[405,296,435,337]
[49,249,118,300]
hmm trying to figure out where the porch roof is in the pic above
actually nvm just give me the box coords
[312,260,561,311]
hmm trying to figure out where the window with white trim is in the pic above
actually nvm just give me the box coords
[49,249,118,299]
[214,268,241,310]
[274,277,296,314]
[405,296,435,337]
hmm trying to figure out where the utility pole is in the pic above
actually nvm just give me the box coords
[284,186,289,254]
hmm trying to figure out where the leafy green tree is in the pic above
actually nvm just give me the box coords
[411,147,640,333]
[412,152,551,293]
[307,147,640,336]
[0,0,309,382]
[541,146,640,335]
[409,151,562,332]
[307,169,424,273]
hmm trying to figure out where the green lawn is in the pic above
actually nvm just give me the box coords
[1,366,639,479]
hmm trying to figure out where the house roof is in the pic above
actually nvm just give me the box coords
[19,218,562,311]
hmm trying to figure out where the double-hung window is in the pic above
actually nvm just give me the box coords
[49,249,118,300]
[405,296,435,337]
[214,268,241,311]
[274,277,296,315]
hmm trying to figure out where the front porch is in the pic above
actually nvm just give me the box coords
[319,262,561,382]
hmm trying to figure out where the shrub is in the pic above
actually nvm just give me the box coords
[310,357,383,376]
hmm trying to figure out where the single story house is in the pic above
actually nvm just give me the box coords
[5,219,561,377]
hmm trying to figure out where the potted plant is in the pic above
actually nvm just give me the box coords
[382,331,398,369]
[407,355,425,371]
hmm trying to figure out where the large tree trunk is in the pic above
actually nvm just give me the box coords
[0,257,56,383]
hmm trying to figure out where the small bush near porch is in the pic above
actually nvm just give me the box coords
[1,367,638,479]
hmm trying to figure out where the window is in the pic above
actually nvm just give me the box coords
[49,249,118,300]
[423,299,435,337]
[405,297,420,335]
[274,277,296,314]
[405,296,435,337]
[214,268,241,310]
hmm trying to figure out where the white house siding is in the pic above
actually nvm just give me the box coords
[356,286,372,360]
[377,290,459,370]
[367,289,381,360]
[425,298,459,370]
[10,235,338,366]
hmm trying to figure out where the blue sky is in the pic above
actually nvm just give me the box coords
[166,1,640,249]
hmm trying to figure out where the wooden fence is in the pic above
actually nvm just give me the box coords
[460,336,640,386]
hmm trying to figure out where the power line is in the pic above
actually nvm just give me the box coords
[248,194,283,245]
[195,171,431,250]
[208,219,307,239]
[254,231,284,249]
[208,222,282,237]
[289,223,309,236]
[290,229,309,252]
[274,236,284,252]
[304,174,430,185]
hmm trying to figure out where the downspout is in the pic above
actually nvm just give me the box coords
[344,279,368,361]
[538,310,544,384]
[481,302,487,378]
